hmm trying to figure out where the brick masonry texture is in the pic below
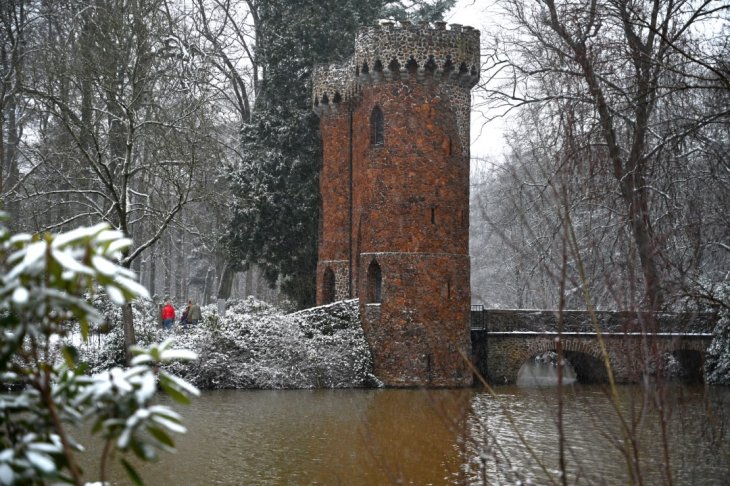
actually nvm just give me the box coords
[314,21,479,387]
[317,111,351,264]
[359,253,471,386]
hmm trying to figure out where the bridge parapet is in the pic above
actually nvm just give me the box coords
[471,309,717,334]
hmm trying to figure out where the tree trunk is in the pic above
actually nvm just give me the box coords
[252,266,260,297]
[182,240,189,301]
[121,302,135,363]
[177,233,186,301]
[625,186,664,310]
[217,262,235,301]
[149,246,156,299]
[202,266,213,305]
[164,237,172,299]
[245,268,253,298]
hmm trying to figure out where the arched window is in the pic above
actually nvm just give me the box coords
[371,106,384,146]
[323,267,336,304]
[367,260,382,304]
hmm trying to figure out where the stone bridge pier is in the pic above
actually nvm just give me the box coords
[470,309,716,385]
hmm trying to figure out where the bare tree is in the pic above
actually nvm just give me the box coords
[161,0,262,303]
[0,1,31,215]
[7,0,220,352]
[477,0,730,310]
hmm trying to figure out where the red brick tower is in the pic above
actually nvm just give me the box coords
[313,21,479,386]
[313,62,354,305]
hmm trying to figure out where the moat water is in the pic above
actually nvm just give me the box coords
[81,384,730,485]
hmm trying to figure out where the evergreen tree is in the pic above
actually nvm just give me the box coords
[227,0,455,308]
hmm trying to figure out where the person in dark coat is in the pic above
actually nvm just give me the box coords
[188,300,202,325]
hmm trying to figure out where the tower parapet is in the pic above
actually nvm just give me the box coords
[312,59,355,116]
[313,22,480,110]
[353,21,480,88]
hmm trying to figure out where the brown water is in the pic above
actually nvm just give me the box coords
[78,385,730,485]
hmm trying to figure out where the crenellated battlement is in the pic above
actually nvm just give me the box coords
[312,60,356,115]
[354,20,480,87]
[313,20,480,113]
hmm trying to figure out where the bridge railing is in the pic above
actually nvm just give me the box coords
[470,305,485,331]
[469,307,717,334]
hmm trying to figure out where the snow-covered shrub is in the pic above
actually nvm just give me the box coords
[74,294,375,390]
[77,296,165,374]
[705,310,730,385]
[703,280,730,385]
[0,220,198,485]
[165,297,375,389]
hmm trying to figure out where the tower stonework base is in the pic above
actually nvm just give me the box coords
[360,253,471,386]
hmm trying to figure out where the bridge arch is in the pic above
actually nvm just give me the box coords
[480,333,711,385]
[646,339,707,383]
[515,339,610,384]
[667,349,704,383]
[473,310,715,385]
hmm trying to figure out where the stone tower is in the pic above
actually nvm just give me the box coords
[313,20,480,387]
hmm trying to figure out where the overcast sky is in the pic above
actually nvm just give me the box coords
[446,0,506,161]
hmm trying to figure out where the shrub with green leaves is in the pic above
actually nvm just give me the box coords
[0,218,198,486]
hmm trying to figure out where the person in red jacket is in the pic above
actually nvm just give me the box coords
[161,301,175,330]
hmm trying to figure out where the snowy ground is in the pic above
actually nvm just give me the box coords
[73,297,378,390]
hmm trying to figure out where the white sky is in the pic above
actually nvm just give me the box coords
[446,0,507,161]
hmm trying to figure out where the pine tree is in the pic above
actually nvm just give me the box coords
[227,0,455,308]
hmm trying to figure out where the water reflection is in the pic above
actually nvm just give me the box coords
[516,359,577,386]
[465,385,730,485]
[76,386,730,485]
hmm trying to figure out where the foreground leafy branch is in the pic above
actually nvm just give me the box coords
[0,217,198,485]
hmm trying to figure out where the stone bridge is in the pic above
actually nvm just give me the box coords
[470,308,717,385]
